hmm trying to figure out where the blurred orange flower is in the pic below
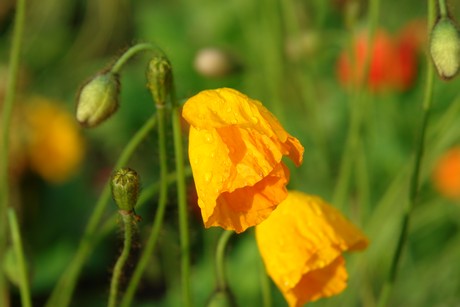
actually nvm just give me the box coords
[432,146,460,200]
[24,97,85,183]
[256,191,368,306]
[182,88,304,233]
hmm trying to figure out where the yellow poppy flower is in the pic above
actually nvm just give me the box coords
[24,97,85,183]
[256,191,368,306]
[182,88,304,233]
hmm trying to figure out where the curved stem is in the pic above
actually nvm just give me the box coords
[110,43,155,74]
[120,100,169,307]
[108,214,134,307]
[46,115,157,307]
[7,209,31,307]
[215,231,233,290]
[0,0,26,304]
[377,1,436,306]
[171,87,192,307]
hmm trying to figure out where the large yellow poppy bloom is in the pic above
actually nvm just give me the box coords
[182,88,304,233]
[256,191,368,306]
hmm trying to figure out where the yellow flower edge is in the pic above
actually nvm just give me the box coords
[183,88,304,233]
[256,191,368,306]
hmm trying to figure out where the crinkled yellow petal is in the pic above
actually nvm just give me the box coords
[183,88,303,166]
[208,163,289,233]
[284,256,348,306]
[184,88,304,232]
[256,191,368,306]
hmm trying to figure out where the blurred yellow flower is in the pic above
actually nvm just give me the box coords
[182,88,304,233]
[24,97,85,183]
[256,191,368,307]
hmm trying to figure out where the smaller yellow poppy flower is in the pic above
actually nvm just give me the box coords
[256,191,368,307]
[24,97,85,183]
[182,88,304,233]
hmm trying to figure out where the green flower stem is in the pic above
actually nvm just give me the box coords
[120,102,169,307]
[171,88,192,307]
[46,114,157,307]
[108,213,134,307]
[110,43,155,74]
[438,0,448,18]
[377,1,436,306]
[215,230,233,290]
[0,0,26,304]
[259,255,272,307]
[7,209,31,307]
[333,0,380,209]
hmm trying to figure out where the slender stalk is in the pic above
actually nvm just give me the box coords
[438,0,448,18]
[209,230,236,307]
[120,104,169,307]
[108,214,134,307]
[377,1,436,306]
[110,43,155,74]
[171,87,192,306]
[0,0,26,304]
[332,0,380,209]
[259,257,272,307]
[7,209,31,307]
[46,115,157,307]
[215,231,233,290]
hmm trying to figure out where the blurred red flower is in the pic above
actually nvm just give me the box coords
[337,23,424,92]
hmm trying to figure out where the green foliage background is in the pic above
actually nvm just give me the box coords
[1,0,460,306]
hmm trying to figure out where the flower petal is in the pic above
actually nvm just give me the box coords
[183,88,304,232]
[182,88,303,166]
[284,256,348,306]
[256,191,368,306]
[207,163,289,233]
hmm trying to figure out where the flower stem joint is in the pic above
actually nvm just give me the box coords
[111,168,140,218]
[76,72,120,127]
[146,56,173,107]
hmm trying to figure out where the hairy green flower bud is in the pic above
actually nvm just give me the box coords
[430,17,460,80]
[111,168,140,213]
[146,56,172,107]
[76,72,120,127]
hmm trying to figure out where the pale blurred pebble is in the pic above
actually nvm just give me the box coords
[194,48,236,78]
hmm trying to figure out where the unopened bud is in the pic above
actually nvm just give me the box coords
[111,168,140,213]
[430,17,460,80]
[76,72,120,127]
[146,56,172,107]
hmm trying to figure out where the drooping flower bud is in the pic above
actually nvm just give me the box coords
[76,72,120,127]
[111,168,140,213]
[430,17,460,80]
[146,56,172,107]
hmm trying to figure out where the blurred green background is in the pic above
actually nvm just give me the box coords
[1,0,460,306]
